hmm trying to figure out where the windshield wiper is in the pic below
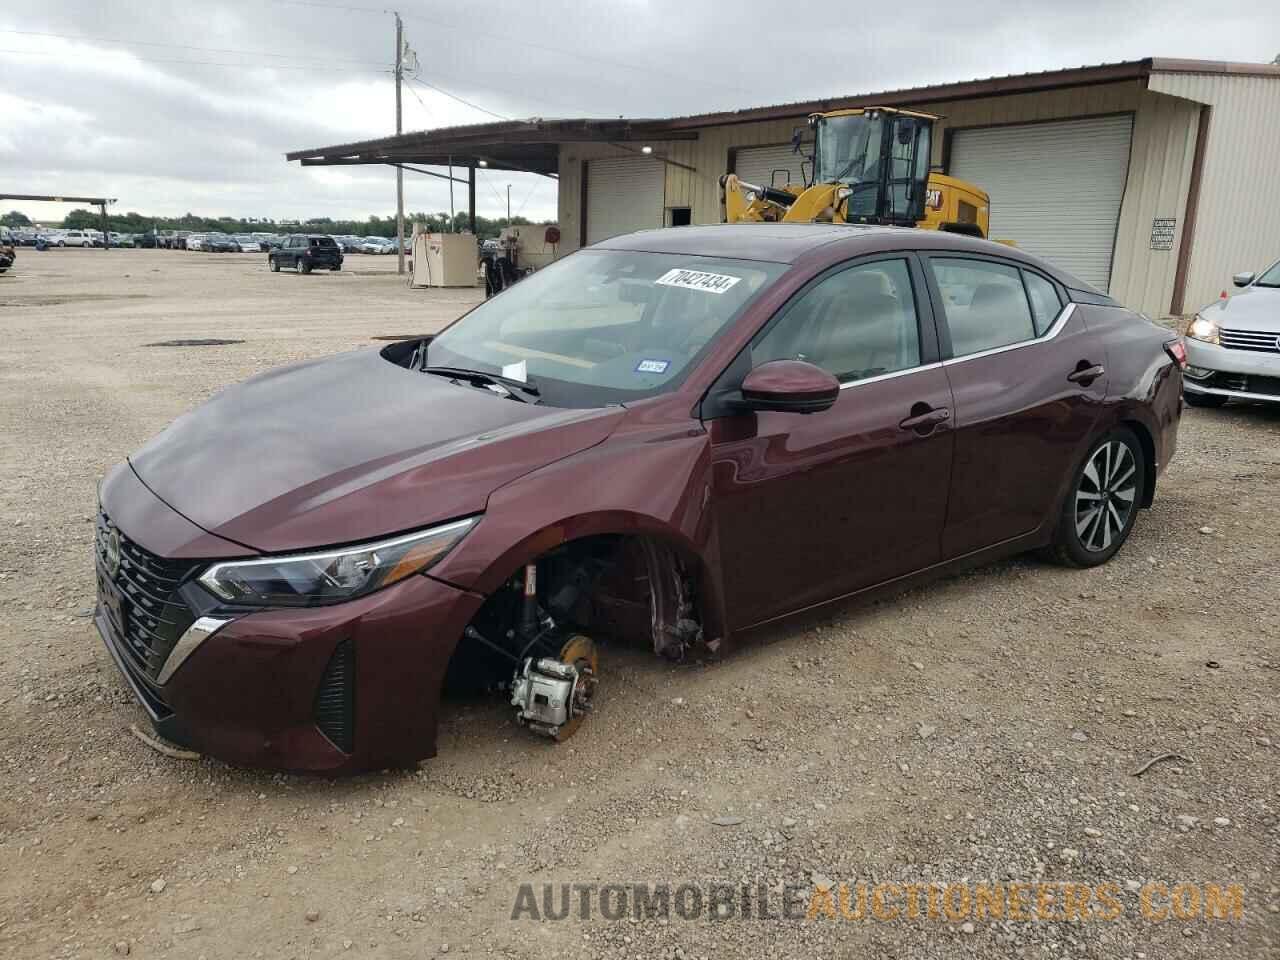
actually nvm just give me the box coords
[421,365,541,402]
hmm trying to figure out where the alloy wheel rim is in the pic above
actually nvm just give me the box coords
[1075,441,1137,552]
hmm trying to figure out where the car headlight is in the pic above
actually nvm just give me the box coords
[1186,314,1219,344]
[197,516,478,607]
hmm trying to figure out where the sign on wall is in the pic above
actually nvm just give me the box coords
[1150,218,1176,251]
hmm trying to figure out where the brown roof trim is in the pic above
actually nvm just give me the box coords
[660,60,1155,129]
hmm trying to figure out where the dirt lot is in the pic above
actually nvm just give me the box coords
[1,248,1277,959]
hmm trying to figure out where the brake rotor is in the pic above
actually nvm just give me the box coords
[556,634,598,740]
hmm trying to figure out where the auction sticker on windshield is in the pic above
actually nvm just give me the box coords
[655,268,742,294]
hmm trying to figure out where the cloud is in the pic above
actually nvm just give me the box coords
[1,0,1274,224]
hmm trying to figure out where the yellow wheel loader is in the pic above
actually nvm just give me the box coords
[721,107,990,238]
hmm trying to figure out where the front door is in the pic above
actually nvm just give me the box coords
[710,255,955,630]
[923,255,1107,558]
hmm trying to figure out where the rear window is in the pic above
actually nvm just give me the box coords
[311,237,337,247]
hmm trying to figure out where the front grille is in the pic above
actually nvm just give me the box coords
[95,511,202,682]
[1204,371,1280,397]
[1220,328,1280,354]
[314,639,355,753]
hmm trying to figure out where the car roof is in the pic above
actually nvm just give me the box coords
[593,223,1097,294]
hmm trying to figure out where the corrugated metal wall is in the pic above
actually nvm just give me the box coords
[1148,72,1280,312]
[1109,91,1200,316]
[555,78,1219,316]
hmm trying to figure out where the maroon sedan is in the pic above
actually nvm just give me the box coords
[95,224,1183,773]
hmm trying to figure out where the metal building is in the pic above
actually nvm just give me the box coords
[289,57,1280,317]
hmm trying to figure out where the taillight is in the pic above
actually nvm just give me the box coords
[1164,339,1188,370]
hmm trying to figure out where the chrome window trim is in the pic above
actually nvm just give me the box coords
[941,302,1077,367]
[157,616,233,686]
[838,361,944,390]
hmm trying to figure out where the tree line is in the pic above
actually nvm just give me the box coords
[16,209,547,240]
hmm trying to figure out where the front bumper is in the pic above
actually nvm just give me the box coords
[1183,337,1280,402]
[95,464,486,774]
[97,570,484,774]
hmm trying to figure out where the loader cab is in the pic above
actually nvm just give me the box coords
[810,108,933,227]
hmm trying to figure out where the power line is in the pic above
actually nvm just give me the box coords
[54,0,743,103]
[513,179,545,219]
[399,9,746,99]
[403,77,432,119]
[0,47,391,72]
[0,28,390,66]
[407,74,508,121]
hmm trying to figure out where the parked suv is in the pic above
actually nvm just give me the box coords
[63,230,97,248]
[269,234,343,273]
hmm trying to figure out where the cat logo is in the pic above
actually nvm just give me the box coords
[925,189,943,210]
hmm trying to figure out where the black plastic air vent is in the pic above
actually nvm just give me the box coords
[314,639,355,753]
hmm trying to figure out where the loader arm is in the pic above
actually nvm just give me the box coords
[721,174,844,224]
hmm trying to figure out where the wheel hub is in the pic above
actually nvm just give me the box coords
[509,634,598,741]
[1074,440,1137,553]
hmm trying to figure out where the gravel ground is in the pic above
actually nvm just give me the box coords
[1,249,1277,959]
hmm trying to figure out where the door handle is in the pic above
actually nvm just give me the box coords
[899,406,951,432]
[1067,362,1105,384]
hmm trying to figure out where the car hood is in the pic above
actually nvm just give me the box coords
[1200,286,1280,331]
[130,347,625,553]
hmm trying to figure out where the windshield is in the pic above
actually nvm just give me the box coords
[814,113,884,185]
[1256,261,1280,287]
[427,249,785,408]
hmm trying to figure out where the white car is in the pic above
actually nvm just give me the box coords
[233,235,262,253]
[1183,258,1280,407]
[62,230,98,248]
[359,237,394,254]
[186,234,207,251]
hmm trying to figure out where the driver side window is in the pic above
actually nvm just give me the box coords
[753,258,922,383]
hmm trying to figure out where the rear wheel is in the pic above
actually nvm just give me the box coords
[298,259,311,274]
[1044,428,1145,567]
[331,264,341,272]
[1184,390,1228,408]
[269,257,279,272]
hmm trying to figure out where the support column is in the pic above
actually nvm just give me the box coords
[467,161,477,235]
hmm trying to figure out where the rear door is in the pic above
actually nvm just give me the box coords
[710,254,955,629]
[923,255,1106,558]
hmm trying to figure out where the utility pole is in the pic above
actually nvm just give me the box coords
[506,184,511,225]
[394,11,405,274]
[448,155,455,232]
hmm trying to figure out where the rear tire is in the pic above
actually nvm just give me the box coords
[1184,390,1227,408]
[331,264,341,272]
[1043,427,1145,568]
[269,258,280,272]
[299,260,311,274]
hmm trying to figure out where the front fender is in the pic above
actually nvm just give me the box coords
[428,419,728,643]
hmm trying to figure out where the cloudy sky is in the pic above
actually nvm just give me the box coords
[3,0,1276,225]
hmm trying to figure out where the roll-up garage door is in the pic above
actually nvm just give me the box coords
[949,115,1133,292]
[734,143,805,189]
[586,157,664,244]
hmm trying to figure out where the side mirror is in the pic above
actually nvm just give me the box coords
[1232,271,1255,288]
[739,360,840,415]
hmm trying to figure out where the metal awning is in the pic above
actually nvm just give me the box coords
[286,118,699,176]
